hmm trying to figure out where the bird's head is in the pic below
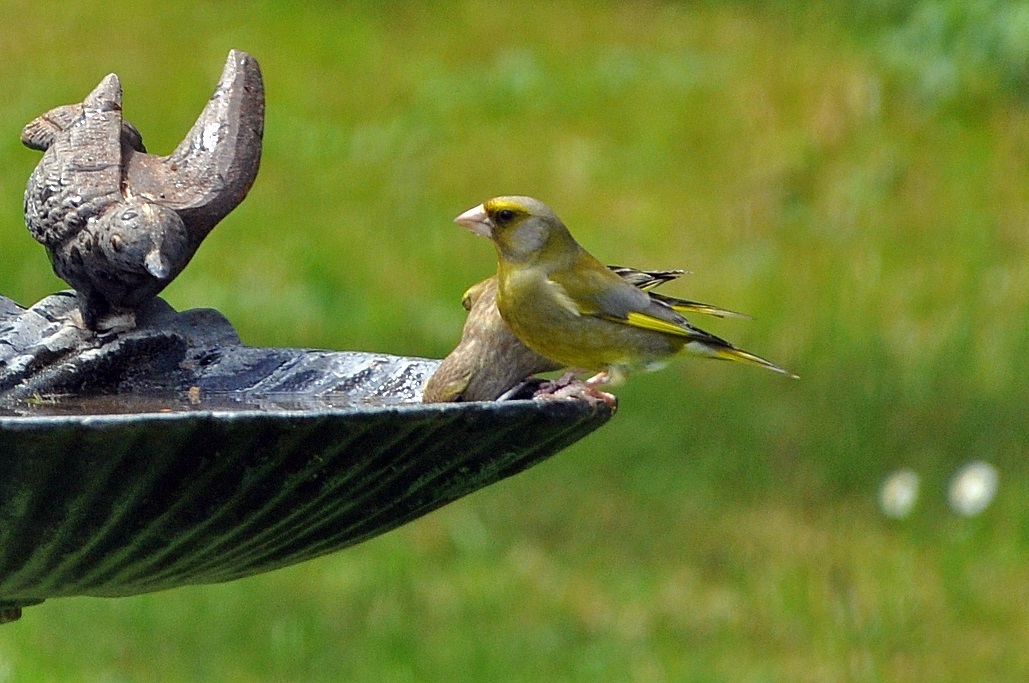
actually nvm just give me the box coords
[98,199,189,281]
[454,196,576,265]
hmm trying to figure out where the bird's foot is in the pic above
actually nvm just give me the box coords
[93,310,138,336]
[533,371,617,410]
[496,373,578,401]
[535,371,579,393]
[65,307,137,341]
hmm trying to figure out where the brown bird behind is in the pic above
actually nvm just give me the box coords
[423,277,560,402]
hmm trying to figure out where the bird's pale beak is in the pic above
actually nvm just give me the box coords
[454,204,492,238]
[145,246,172,280]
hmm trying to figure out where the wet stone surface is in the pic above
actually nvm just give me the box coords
[0,292,439,408]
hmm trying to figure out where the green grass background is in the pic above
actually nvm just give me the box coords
[1,1,1027,680]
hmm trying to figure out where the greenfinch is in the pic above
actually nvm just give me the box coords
[454,195,797,383]
[423,266,740,402]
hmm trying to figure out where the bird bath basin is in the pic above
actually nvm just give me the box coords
[0,50,615,623]
[0,294,613,624]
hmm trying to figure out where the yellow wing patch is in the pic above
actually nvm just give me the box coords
[622,311,691,337]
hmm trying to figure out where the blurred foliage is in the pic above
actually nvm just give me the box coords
[864,0,1029,105]
[0,0,1027,681]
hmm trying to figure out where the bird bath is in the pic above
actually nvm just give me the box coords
[0,51,613,624]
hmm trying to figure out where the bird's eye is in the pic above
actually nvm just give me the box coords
[496,208,516,223]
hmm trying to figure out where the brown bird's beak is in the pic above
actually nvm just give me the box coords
[454,204,492,238]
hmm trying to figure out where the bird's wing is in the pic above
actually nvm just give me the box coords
[548,260,799,377]
[550,253,653,316]
[606,266,685,290]
[620,301,798,377]
[572,259,749,320]
[128,50,264,245]
[648,292,750,319]
[550,261,718,340]
[620,301,733,346]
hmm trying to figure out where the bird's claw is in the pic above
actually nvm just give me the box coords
[94,311,138,336]
[532,373,618,409]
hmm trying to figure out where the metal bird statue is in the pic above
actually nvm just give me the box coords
[21,49,264,330]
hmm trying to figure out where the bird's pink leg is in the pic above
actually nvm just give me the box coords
[533,370,617,409]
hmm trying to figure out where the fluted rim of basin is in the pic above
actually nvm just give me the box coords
[0,394,598,422]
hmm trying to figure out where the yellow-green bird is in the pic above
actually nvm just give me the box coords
[454,195,797,384]
[423,267,744,403]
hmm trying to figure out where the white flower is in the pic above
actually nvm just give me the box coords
[948,461,999,517]
[879,469,920,519]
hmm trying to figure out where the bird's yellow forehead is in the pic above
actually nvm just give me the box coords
[483,198,531,219]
